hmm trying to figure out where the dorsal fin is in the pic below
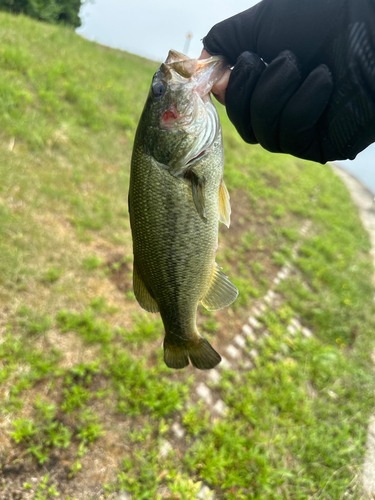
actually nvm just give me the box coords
[218,178,231,228]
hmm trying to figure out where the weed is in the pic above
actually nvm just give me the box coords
[82,255,103,270]
[128,420,154,444]
[108,347,189,418]
[57,308,113,344]
[61,384,91,414]
[34,474,59,499]
[44,266,63,282]
[68,459,82,478]
[272,250,287,266]
[76,408,105,445]
[120,312,164,345]
[183,402,210,437]
[167,474,202,499]
[89,296,107,313]
[201,316,219,334]
[232,277,260,309]
[11,417,37,443]
[251,261,265,276]
[11,397,72,464]
[18,306,51,335]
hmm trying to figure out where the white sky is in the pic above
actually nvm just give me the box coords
[76,0,375,193]
[77,0,258,62]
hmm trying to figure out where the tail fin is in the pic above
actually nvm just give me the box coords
[164,335,221,370]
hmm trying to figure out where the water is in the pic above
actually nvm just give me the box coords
[336,143,375,195]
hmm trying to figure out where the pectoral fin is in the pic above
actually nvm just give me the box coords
[201,262,238,311]
[189,170,207,222]
[133,261,159,313]
[218,178,231,228]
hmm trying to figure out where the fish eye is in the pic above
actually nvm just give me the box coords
[152,80,166,99]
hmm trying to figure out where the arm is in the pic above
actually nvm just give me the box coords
[200,0,375,163]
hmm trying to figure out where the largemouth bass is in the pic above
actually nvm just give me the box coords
[128,50,238,370]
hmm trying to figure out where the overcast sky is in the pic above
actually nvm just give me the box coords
[77,0,258,62]
[76,0,375,193]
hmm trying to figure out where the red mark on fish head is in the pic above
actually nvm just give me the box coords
[162,109,177,121]
[161,103,179,128]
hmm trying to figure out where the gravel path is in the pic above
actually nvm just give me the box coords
[330,163,375,498]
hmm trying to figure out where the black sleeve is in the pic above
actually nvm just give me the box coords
[203,0,375,163]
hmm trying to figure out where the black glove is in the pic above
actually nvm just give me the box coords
[203,0,375,163]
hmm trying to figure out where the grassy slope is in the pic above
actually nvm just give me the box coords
[0,12,374,499]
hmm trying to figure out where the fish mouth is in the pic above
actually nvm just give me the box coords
[160,55,228,132]
[193,56,229,98]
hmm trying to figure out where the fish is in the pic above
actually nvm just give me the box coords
[128,50,238,370]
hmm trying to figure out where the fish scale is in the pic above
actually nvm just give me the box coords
[131,139,219,315]
[129,50,238,369]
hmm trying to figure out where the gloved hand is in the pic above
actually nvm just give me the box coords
[203,0,375,163]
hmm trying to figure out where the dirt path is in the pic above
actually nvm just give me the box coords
[330,164,375,498]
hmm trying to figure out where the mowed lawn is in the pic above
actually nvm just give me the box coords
[0,12,375,500]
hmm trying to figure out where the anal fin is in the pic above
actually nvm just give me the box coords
[133,261,159,313]
[201,262,238,311]
[219,178,231,228]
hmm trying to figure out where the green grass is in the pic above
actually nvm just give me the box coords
[0,11,375,499]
